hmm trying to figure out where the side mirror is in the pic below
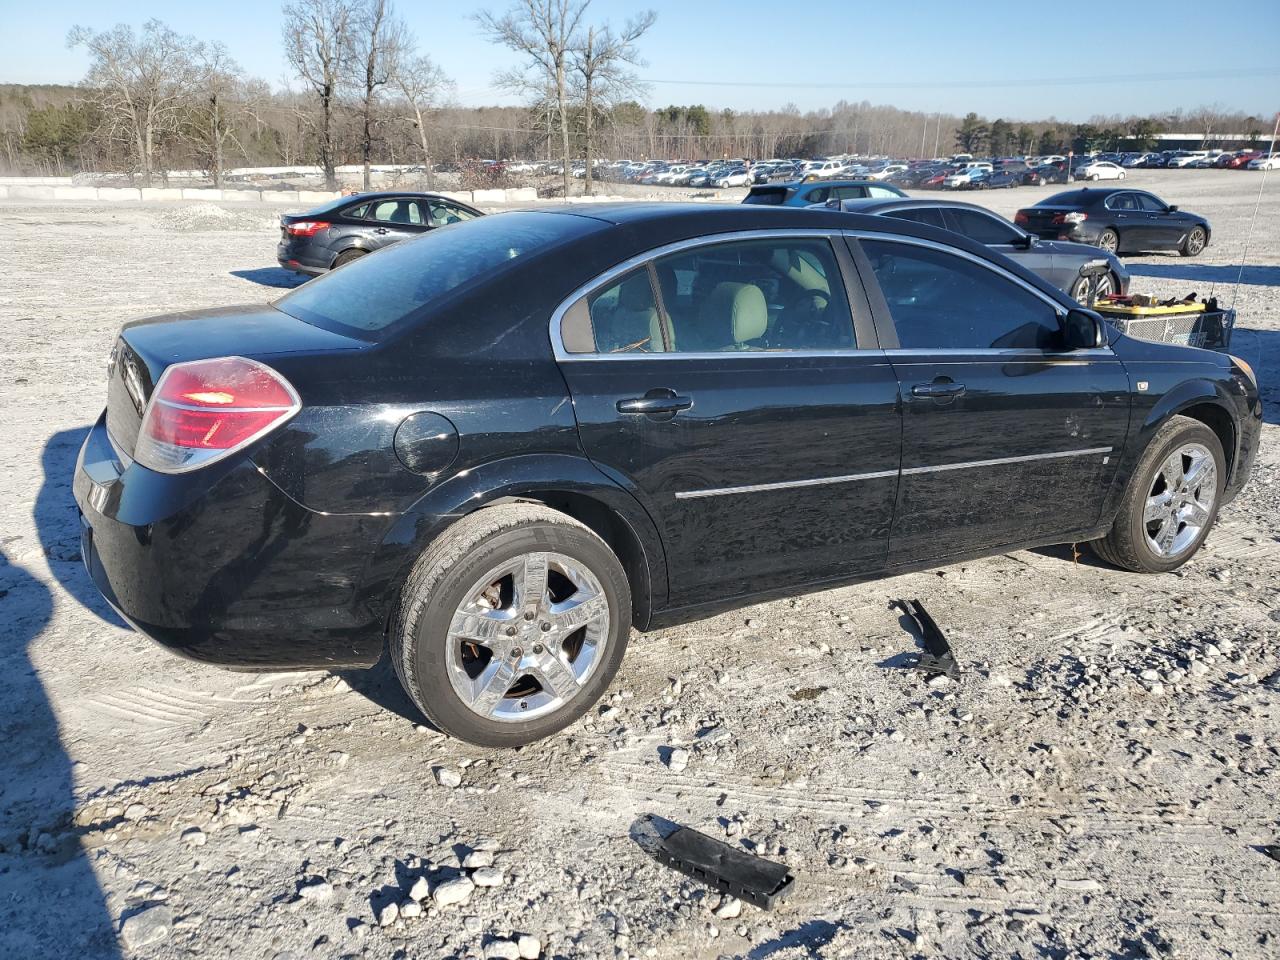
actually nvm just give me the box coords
[1167,204,1179,212]
[1062,308,1105,350]
[1018,233,1038,249]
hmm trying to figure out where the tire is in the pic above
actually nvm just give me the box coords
[1118,171,1126,179]
[1097,228,1120,253]
[1069,270,1116,303]
[333,249,367,268]
[1180,225,1207,258]
[1089,415,1225,574]
[391,503,632,748]
[1089,173,1100,181]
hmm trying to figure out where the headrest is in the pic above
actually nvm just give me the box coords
[617,273,653,310]
[701,282,767,347]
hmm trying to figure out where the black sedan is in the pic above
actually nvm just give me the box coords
[1015,188,1211,256]
[277,191,483,275]
[821,198,1130,301]
[77,204,1259,747]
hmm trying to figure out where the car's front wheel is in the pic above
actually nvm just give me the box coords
[1181,226,1207,257]
[1089,415,1224,573]
[391,503,631,747]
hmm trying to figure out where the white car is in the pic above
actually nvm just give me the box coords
[1076,160,1126,181]
[654,165,689,184]
[943,168,987,189]
[1165,152,1207,168]
[802,160,845,179]
[1247,154,1280,170]
[715,169,752,188]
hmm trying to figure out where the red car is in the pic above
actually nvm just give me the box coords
[1226,151,1262,169]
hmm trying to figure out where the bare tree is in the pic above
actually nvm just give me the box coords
[395,54,451,188]
[571,10,655,194]
[349,0,406,190]
[185,42,246,188]
[283,0,355,190]
[476,0,588,197]
[67,19,196,186]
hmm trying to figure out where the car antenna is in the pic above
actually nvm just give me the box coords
[1231,111,1279,312]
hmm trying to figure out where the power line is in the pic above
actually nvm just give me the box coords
[639,67,1280,91]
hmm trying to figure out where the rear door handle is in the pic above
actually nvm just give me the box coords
[617,394,693,414]
[910,382,966,399]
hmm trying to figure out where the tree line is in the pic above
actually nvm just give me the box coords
[0,1,1268,190]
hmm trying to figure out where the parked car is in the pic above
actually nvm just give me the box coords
[77,203,1260,746]
[685,168,713,187]
[821,197,1130,301]
[715,167,753,188]
[277,192,483,275]
[1225,151,1262,169]
[982,168,1024,189]
[743,179,906,206]
[801,159,846,180]
[943,168,988,189]
[1015,188,1211,256]
[1165,152,1207,168]
[1025,164,1066,186]
[1247,154,1280,170]
[1075,160,1126,181]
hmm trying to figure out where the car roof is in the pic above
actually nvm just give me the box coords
[824,197,1015,219]
[308,191,478,214]
[755,179,890,190]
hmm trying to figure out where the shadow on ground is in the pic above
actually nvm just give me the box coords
[0,429,124,957]
[230,267,308,289]
[1126,263,1280,288]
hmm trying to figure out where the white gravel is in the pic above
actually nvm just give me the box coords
[0,168,1278,958]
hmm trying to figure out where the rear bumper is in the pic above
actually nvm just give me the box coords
[276,239,329,275]
[74,413,387,670]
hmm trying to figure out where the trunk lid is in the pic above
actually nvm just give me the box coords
[106,304,366,458]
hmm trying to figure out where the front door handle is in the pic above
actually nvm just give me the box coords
[375,227,389,234]
[910,381,966,400]
[617,393,693,414]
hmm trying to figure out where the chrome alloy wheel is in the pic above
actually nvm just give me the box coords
[445,552,610,722]
[1144,443,1217,558]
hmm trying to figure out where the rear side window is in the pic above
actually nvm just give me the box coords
[370,199,423,224]
[653,238,854,352]
[860,239,1061,351]
[885,207,948,230]
[585,269,662,353]
[942,209,1022,245]
[742,188,787,206]
[277,212,605,340]
[867,185,900,198]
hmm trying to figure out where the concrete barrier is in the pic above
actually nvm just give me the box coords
[52,186,99,200]
[141,187,185,201]
[97,187,143,201]
[220,190,260,202]
[470,189,506,204]
[8,185,56,200]
[505,187,538,203]
[262,191,301,203]
[0,186,8,200]
[437,190,474,204]
[297,190,340,205]
[181,188,223,201]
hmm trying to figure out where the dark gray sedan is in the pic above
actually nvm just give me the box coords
[818,198,1130,302]
[277,191,484,275]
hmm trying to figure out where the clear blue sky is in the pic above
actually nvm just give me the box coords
[6,0,1278,122]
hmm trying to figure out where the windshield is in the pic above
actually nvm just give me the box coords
[275,212,606,340]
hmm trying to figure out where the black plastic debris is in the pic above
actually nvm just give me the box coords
[894,598,960,679]
[1261,845,1280,865]
[642,817,794,909]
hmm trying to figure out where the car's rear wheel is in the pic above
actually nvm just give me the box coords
[391,503,631,747]
[1097,228,1120,253]
[333,249,367,268]
[1089,416,1224,573]
[1181,226,1207,257]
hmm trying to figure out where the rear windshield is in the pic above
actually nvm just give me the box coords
[742,187,788,206]
[1038,190,1093,207]
[275,212,605,340]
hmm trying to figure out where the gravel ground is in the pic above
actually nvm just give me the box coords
[1,169,1278,960]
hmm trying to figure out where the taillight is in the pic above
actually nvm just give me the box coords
[1051,212,1088,225]
[134,357,301,474]
[1014,211,1029,225]
[285,220,328,237]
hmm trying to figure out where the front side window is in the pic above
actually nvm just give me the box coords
[427,200,478,227]
[860,239,1061,351]
[803,186,831,204]
[1136,194,1167,212]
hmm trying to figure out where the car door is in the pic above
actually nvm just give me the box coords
[1102,192,1143,249]
[553,231,902,607]
[848,234,1131,565]
[366,197,429,248]
[1135,192,1186,248]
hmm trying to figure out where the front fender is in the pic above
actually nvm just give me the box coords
[1099,373,1241,523]
[355,452,668,631]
